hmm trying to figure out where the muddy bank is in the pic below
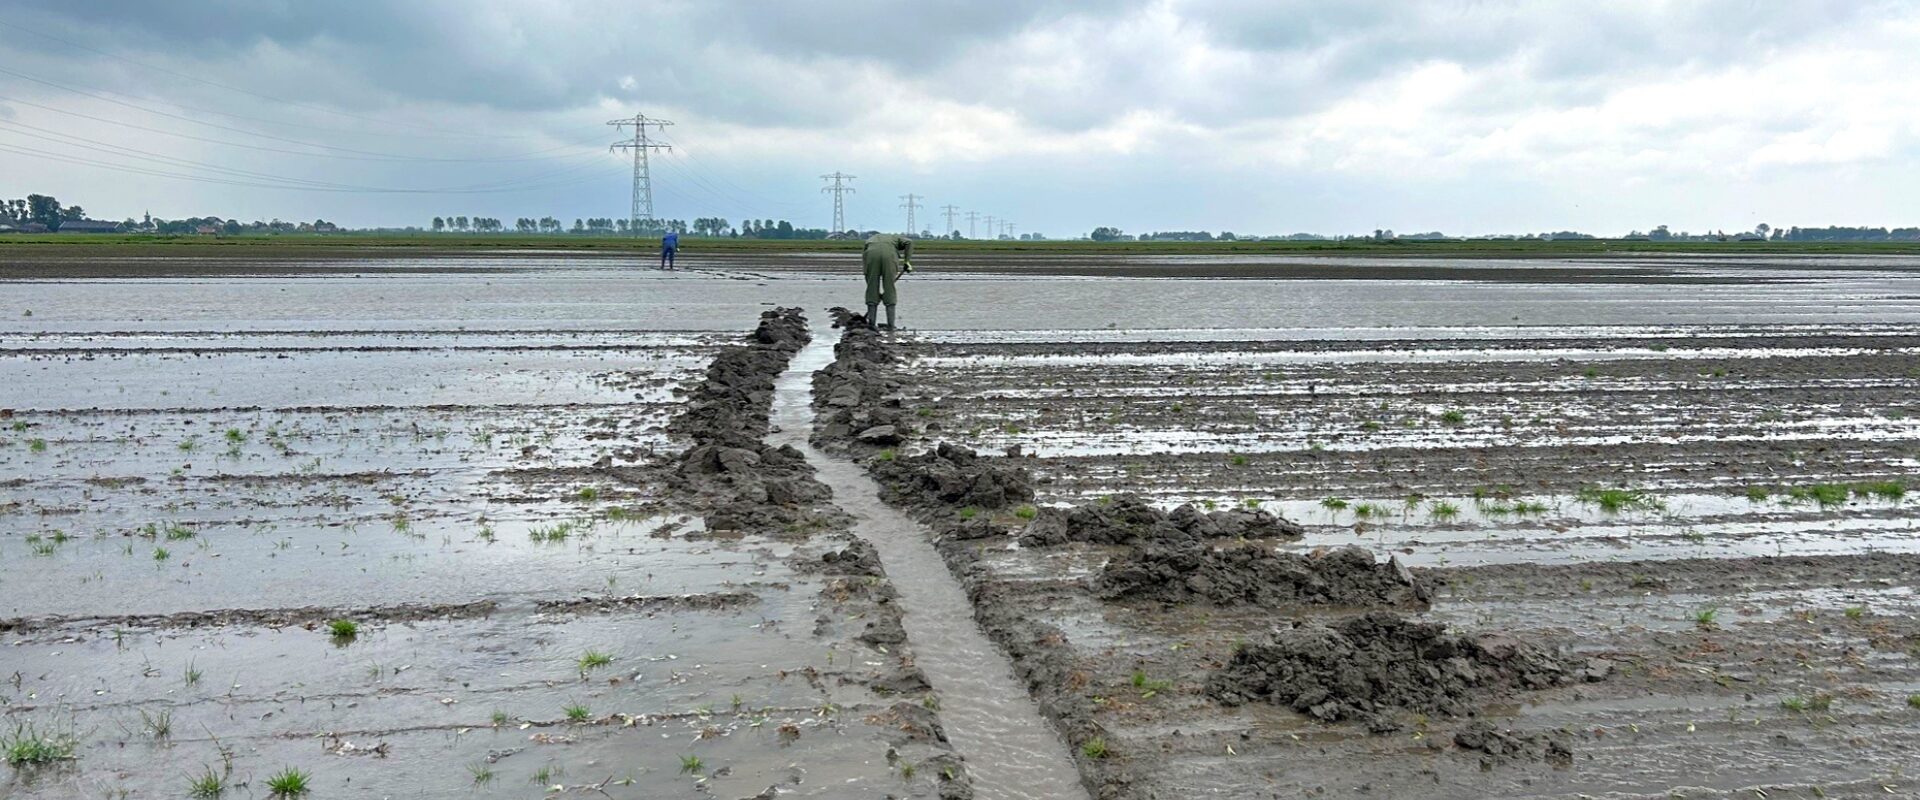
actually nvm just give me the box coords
[810,307,922,456]
[664,307,842,535]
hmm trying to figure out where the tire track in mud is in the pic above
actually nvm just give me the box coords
[768,321,1091,800]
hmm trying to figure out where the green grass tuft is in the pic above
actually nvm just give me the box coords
[265,766,311,797]
[2,723,78,766]
[1575,486,1665,513]
[327,619,359,639]
[187,765,229,797]
[1081,736,1110,759]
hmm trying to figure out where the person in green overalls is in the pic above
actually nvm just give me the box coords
[862,233,914,331]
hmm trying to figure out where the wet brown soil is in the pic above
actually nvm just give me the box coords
[812,322,1920,799]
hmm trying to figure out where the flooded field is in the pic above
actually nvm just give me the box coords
[5,247,1920,798]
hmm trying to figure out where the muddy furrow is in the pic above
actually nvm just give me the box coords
[777,312,1089,800]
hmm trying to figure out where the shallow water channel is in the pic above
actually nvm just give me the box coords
[768,329,1090,800]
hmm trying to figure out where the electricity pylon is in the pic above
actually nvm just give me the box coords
[899,194,922,234]
[607,114,673,234]
[821,172,856,233]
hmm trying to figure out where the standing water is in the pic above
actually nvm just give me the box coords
[769,329,1091,800]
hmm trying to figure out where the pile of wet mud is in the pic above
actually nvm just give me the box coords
[1020,493,1303,547]
[1095,541,1429,608]
[665,307,838,533]
[1206,611,1605,729]
[810,307,920,453]
[869,441,1038,513]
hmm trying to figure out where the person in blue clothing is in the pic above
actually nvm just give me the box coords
[660,231,679,270]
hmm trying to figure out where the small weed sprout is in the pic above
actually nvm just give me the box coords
[1429,501,1461,520]
[2,722,78,766]
[1014,505,1038,520]
[679,754,704,774]
[876,448,897,461]
[187,765,228,797]
[327,619,359,640]
[1844,606,1866,620]
[153,546,171,561]
[184,661,202,688]
[576,486,600,502]
[577,650,614,674]
[1693,607,1720,628]
[1130,670,1173,698]
[1576,486,1664,513]
[139,707,173,739]
[265,766,311,797]
[1907,694,1920,709]
[27,438,47,453]
[491,710,511,726]
[957,506,979,520]
[1439,409,1467,425]
[1745,485,1771,502]
[564,703,591,722]
[469,762,496,786]
[528,522,575,543]
[1081,737,1110,759]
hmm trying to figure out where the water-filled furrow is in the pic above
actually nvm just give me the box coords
[766,331,1090,800]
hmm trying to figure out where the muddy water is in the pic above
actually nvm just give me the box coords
[767,331,1090,800]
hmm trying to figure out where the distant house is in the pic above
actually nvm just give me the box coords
[59,219,124,233]
[194,225,221,235]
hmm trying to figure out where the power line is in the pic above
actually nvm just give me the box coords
[820,172,855,233]
[941,204,960,237]
[899,193,922,234]
[0,70,604,162]
[608,114,672,233]
[0,18,569,141]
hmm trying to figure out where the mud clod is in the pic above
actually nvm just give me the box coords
[1206,611,1595,727]
[1021,493,1303,547]
[1095,541,1428,608]
[1452,720,1575,767]
[870,442,1037,511]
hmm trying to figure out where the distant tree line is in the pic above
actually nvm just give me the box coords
[1774,225,1920,241]
[0,194,87,231]
[424,216,837,238]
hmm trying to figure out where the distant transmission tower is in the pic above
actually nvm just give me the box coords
[983,215,997,239]
[964,211,980,239]
[820,172,856,232]
[607,113,673,234]
[1006,221,1017,239]
[941,204,960,237]
[899,194,922,234]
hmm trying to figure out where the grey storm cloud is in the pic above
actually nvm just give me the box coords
[2,0,1917,234]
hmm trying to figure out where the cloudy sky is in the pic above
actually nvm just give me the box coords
[2,0,1917,236]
